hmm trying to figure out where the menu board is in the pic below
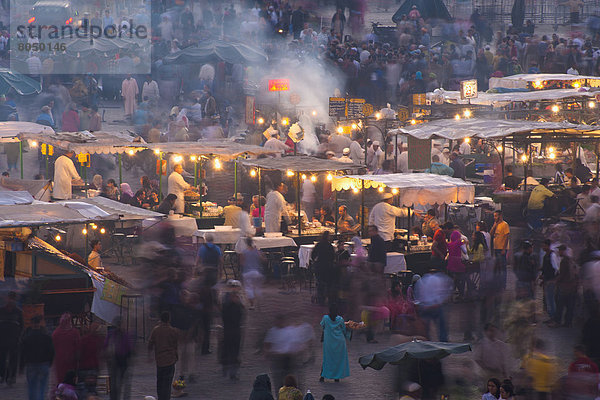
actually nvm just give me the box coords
[347,98,366,118]
[329,97,347,117]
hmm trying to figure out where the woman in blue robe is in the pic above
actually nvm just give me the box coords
[319,305,350,382]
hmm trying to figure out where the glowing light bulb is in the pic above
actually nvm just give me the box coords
[326,174,333,181]
[337,126,344,134]
[351,123,358,130]
[214,159,221,169]
[573,82,581,88]
[287,170,294,177]
[30,141,38,147]
[311,110,317,116]
[549,153,556,159]
[463,109,472,118]
[190,155,197,161]
[100,228,106,234]
[521,154,528,162]
[82,228,87,235]
[551,105,560,113]
[310,175,317,182]
[496,145,503,152]
[589,101,596,109]
[410,119,416,125]
[250,169,256,177]
[173,155,183,163]
[375,112,382,120]
[378,187,384,192]
[91,224,97,230]
[548,147,555,153]
[392,188,398,195]
[465,138,471,143]
[533,80,543,89]
[257,117,265,124]
[281,117,289,126]
[154,149,160,155]
[55,235,61,242]
[301,174,307,180]
[352,187,359,194]
[454,114,461,120]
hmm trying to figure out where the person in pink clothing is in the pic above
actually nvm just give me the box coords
[446,230,468,300]
[61,103,80,132]
[51,313,80,387]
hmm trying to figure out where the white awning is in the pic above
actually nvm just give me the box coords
[489,73,598,90]
[61,196,164,220]
[432,88,596,106]
[332,173,475,206]
[0,122,54,142]
[390,118,591,140]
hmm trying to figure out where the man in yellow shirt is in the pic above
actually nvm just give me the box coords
[527,178,555,231]
[490,210,510,289]
[522,339,557,397]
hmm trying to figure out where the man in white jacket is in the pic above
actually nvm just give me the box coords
[368,192,407,243]
[167,164,190,214]
[53,150,82,200]
[264,183,291,233]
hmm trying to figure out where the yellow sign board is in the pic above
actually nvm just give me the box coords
[41,143,54,156]
[460,79,478,100]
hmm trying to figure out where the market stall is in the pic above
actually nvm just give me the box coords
[331,173,475,275]
[239,155,364,242]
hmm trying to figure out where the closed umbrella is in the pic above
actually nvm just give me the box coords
[359,339,472,370]
[163,39,268,65]
[0,69,42,96]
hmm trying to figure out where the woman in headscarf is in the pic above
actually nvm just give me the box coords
[91,174,103,190]
[447,230,468,299]
[249,373,274,400]
[430,227,448,271]
[319,304,350,382]
[51,313,80,387]
[119,182,134,204]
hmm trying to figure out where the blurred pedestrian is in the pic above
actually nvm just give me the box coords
[490,210,510,289]
[104,317,133,400]
[473,323,511,379]
[51,313,80,388]
[220,283,244,381]
[549,245,578,328]
[241,237,265,309]
[319,305,350,383]
[148,311,179,400]
[521,339,557,399]
[0,291,22,386]
[311,230,335,305]
[414,272,453,342]
[20,315,53,400]
[78,322,104,394]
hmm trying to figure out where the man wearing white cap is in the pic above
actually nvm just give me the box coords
[367,141,384,171]
[338,148,353,163]
[264,131,291,156]
[349,134,364,164]
[369,192,407,245]
[325,150,338,161]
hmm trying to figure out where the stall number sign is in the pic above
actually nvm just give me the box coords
[77,153,90,167]
[268,79,289,92]
[398,106,410,122]
[412,93,426,106]
[41,143,53,156]
[407,137,432,170]
[460,79,478,100]
[157,160,167,176]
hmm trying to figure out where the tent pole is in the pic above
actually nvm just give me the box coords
[118,153,122,185]
[501,138,506,183]
[596,143,599,179]
[361,178,365,237]
[199,158,203,218]
[407,206,411,253]
[158,152,163,202]
[19,140,23,179]
[234,158,238,197]
[258,167,261,222]
[45,153,49,180]
[334,187,338,237]
[297,171,301,237]
[194,158,198,187]
[394,133,398,173]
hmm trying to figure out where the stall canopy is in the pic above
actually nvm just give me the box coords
[390,118,592,140]
[147,140,281,160]
[240,155,363,172]
[65,37,139,57]
[332,173,474,206]
[431,88,597,106]
[63,196,164,220]
[0,121,54,142]
[163,39,268,65]
[489,73,600,90]
[19,130,147,154]
[392,0,451,22]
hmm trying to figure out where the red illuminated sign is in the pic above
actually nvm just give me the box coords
[268,79,289,92]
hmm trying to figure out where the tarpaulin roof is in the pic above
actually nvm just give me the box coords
[332,173,475,206]
[390,118,596,140]
[240,155,364,172]
[489,73,599,90]
[65,37,140,58]
[0,69,42,96]
[0,121,54,142]
[19,130,146,154]
[163,39,268,65]
[146,140,281,160]
[63,196,164,221]
[392,0,451,22]
[0,191,35,205]
[0,179,50,199]
[432,88,596,106]
[0,199,115,228]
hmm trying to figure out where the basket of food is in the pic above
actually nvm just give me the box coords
[184,189,200,201]
[345,320,366,330]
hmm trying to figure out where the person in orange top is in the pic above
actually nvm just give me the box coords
[490,210,510,289]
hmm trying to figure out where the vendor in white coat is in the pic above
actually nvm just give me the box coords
[53,150,82,200]
[263,130,291,156]
[167,164,190,214]
[264,182,291,232]
[368,192,408,243]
